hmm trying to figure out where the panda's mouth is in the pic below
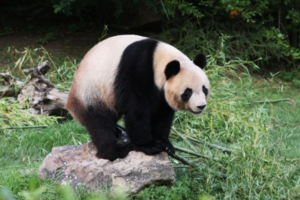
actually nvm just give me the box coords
[189,109,203,115]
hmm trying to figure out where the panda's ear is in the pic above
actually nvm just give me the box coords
[193,53,207,69]
[165,60,180,80]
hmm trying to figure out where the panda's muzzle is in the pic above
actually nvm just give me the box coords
[190,104,206,115]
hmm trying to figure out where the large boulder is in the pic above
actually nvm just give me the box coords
[38,142,175,194]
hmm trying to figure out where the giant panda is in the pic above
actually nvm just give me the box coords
[66,35,210,161]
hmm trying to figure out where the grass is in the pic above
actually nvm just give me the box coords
[0,41,300,199]
[0,121,88,169]
[255,80,300,159]
[0,98,58,129]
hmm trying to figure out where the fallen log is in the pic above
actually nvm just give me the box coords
[0,60,69,116]
[0,72,24,98]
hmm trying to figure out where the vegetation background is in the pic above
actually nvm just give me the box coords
[0,0,299,199]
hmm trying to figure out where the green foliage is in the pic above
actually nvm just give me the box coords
[135,177,198,200]
[37,32,58,45]
[3,0,300,82]
[0,120,129,200]
[163,0,204,19]
[0,187,14,200]
[160,20,300,80]
[51,0,162,19]
[181,62,298,198]
[158,0,300,82]
[1,1,300,195]
[278,69,300,88]
[220,0,269,23]
[5,46,78,91]
[0,47,76,133]
[1,44,300,198]
[0,27,14,37]
[0,98,58,129]
[53,0,76,15]
[0,171,128,200]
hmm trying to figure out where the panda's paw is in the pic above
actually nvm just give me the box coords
[164,144,175,155]
[96,144,132,161]
[132,141,164,155]
[161,141,175,155]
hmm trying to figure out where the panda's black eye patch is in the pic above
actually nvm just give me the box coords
[181,88,192,101]
[203,85,208,96]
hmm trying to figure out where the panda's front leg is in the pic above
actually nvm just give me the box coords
[151,105,175,155]
[124,110,164,155]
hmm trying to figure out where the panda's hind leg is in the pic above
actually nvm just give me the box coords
[82,105,132,161]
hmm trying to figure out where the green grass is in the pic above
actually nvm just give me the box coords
[251,78,300,159]
[0,44,300,199]
[0,121,88,169]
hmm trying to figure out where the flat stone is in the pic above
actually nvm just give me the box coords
[38,142,175,194]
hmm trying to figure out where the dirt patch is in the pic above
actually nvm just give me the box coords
[0,30,100,64]
[0,28,157,70]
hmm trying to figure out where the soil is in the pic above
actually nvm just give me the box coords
[0,28,158,70]
[0,30,99,61]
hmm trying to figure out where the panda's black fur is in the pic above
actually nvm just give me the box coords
[115,39,175,156]
[66,35,209,161]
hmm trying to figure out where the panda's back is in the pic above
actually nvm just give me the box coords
[72,35,147,109]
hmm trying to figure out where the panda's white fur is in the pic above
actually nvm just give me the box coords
[66,34,210,161]
[73,35,147,110]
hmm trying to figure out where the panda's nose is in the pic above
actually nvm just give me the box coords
[197,105,206,110]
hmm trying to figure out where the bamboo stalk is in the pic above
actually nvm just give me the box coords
[169,153,197,168]
[172,128,198,152]
[174,146,220,162]
[250,98,290,104]
[0,125,48,130]
[169,152,226,179]
[171,128,233,154]
[186,136,232,154]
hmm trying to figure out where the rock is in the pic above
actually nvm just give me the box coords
[38,142,175,194]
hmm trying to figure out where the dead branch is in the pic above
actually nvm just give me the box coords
[17,60,69,116]
[0,72,25,98]
[1,60,69,116]
[23,60,54,88]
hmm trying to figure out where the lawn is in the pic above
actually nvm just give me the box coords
[0,39,299,199]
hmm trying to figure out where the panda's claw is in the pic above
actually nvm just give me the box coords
[160,141,175,155]
[165,147,172,155]
[167,147,175,155]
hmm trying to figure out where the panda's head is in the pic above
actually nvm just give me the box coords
[164,53,210,115]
